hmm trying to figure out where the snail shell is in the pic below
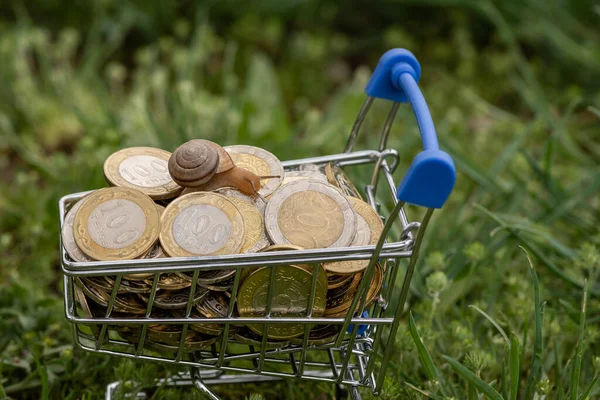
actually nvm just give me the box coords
[169,140,220,187]
[215,144,235,173]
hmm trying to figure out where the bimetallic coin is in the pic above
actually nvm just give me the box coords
[237,265,327,339]
[61,198,93,262]
[325,197,384,274]
[160,192,245,257]
[104,147,182,200]
[325,163,363,199]
[215,188,270,253]
[224,145,283,197]
[73,187,160,261]
[155,204,166,216]
[264,180,357,249]
[281,171,327,187]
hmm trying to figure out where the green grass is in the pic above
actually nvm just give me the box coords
[1,1,599,399]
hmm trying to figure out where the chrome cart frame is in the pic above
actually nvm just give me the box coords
[59,49,456,399]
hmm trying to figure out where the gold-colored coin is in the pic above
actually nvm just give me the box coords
[325,163,363,199]
[325,197,384,275]
[73,187,160,261]
[215,188,270,253]
[104,147,182,200]
[264,180,356,249]
[159,192,245,257]
[237,265,327,339]
[289,324,341,346]
[327,274,353,289]
[324,263,383,316]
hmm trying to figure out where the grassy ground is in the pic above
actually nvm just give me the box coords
[0,1,599,399]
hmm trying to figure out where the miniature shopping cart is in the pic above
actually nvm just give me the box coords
[59,49,456,399]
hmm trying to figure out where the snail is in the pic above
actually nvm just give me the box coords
[169,139,270,196]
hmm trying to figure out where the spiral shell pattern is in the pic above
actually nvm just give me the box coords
[168,140,220,187]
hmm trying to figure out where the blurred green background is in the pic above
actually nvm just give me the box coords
[0,0,599,399]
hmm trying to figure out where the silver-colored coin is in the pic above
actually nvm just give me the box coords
[224,145,284,197]
[87,199,147,249]
[264,179,356,249]
[61,199,92,262]
[282,171,327,186]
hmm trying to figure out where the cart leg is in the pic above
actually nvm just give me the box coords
[191,366,220,400]
[335,384,362,400]
[349,386,362,400]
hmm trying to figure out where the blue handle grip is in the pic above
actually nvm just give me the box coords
[365,49,456,209]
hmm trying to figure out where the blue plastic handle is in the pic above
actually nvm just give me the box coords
[365,49,456,209]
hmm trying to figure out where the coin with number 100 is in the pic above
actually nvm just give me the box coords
[73,187,160,260]
[159,192,245,257]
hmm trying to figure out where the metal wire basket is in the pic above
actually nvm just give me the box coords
[59,48,456,400]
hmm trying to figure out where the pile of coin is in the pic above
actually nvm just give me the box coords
[64,141,384,353]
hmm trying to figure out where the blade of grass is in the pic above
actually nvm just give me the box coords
[578,375,599,400]
[404,381,444,400]
[408,313,449,397]
[501,362,508,399]
[509,333,520,400]
[32,353,49,400]
[522,247,544,400]
[442,356,503,400]
[570,280,588,400]
[469,305,509,346]
[477,205,599,295]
